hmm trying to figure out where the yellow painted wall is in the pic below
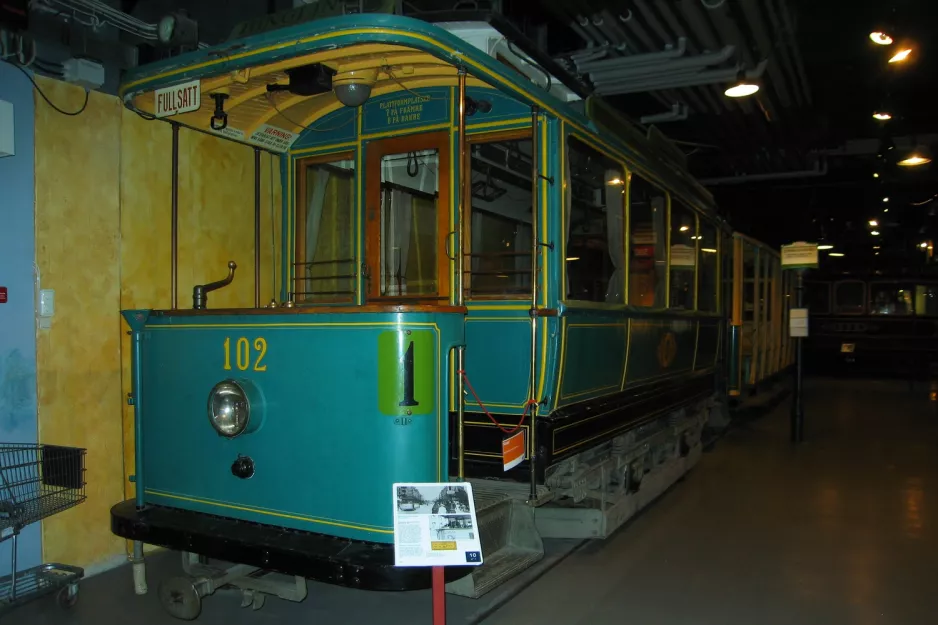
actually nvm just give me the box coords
[33,76,282,569]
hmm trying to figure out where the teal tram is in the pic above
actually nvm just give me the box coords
[109,11,793,614]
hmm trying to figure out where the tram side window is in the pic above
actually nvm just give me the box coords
[833,281,865,314]
[296,157,355,303]
[915,285,938,316]
[870,283,913,315]
[467,136,532,298]
[669,200,697,310]
[806,281,830,313]
[697,221,718,312]
[564,136,624,303]
[628,175,666,307]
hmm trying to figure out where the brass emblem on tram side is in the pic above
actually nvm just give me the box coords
[657,332,678,369]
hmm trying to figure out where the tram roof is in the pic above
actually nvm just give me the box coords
[119,12,714,214]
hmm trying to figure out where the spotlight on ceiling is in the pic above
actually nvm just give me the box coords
[883,197,890,202]
[872,111,892,121]
[829,252,845,257]
[920,242,929,248]
[157,11,199,47]
[869,219,879,227]
[818,244,834,250]
[724,81,759,98]
[869,31,893,45]
[871,230,881,236]
[332,68,378,107]
[873,172,880,178]
[898,153,932,167]
[888,48,913,63]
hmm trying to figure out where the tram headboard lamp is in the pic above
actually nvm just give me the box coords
[192,261,237,309]
[210,93,229,130]
[208,379,265,438]
[332,69,378,107]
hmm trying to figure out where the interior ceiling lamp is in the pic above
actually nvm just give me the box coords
[818,244,834,250]
[898,147,932,166]
[724,78,759,98]
[332,68,379,107]
[829,252,845,257]
[157,11,199,47]
[889,48,913,63]
[869,31,894,45]
[869,219,879,227]
[872,111,892,121]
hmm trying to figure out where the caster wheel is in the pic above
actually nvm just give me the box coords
[158,577,202,621]
[57,584,79,609]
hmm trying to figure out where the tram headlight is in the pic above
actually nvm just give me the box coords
[207,380,264,438]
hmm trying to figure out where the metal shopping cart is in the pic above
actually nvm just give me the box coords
[0,443,87,614]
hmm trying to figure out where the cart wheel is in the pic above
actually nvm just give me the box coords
[158,577,202,621]
[57,584,79,609]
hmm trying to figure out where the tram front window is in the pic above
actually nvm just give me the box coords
[295,156,355,303]
[870,283,913,315]
[379,149,440,297]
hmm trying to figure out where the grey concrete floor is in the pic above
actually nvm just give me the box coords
[8,377,938,624]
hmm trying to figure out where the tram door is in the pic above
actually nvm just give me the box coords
[364,131,453,304]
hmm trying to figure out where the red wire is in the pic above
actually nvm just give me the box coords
[458,370,537,435]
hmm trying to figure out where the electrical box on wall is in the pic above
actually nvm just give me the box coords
[0,99,13,158]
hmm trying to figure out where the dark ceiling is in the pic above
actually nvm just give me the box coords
[498,0,938,270]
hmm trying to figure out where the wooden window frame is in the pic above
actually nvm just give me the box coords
[364,130,452,305]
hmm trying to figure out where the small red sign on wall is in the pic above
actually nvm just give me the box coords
[0,287,6,303]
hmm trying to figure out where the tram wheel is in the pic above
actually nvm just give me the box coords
[158,577,203,621]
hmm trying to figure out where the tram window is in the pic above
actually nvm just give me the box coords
[805,281,830,314]
[915,285,938,316]
[379,149,440,297]
[467,136,532,298]
[564,136,623,303]
[697,221,718,312]
[833,281,865,314]
[870,283,913,315]
[296,156,355,303]
[628,175,666,307]
[669,200,697,310]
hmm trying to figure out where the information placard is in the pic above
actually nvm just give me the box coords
[790,307,809,337]
[393,483,483,567]
[781,241,819,269]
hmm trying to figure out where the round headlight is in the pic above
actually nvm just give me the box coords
[208,380,250,437]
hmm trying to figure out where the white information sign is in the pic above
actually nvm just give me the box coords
[670,244,696,267]
[790,307,809,337]
[393,483,483,568]
[153,79,201,118]
[249,124,299,152]
[781,241,819,269]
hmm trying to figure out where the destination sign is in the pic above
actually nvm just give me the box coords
[153,79,201,118]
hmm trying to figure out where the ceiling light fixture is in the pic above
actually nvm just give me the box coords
[679,225,689,232]
[883,197,890,202]
[873,172,880,178]
[869,31,893,45]
[818,244,834,250]
[883,208,889,213]
[898,154,932,167]
[565,257,580,261]
[872,111,892,121]
[829,252,845,257]
[869,219,879,227]
[724,79,759,98]
[873,246,881,249]
[871,230,881,235]
[888,48,913,63]
[920,242,929,248]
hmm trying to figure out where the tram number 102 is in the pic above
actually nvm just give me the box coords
[223,337,268,371]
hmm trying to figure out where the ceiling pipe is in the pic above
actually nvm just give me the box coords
[577,15,609,48]
[592,10,633,52]
[641,103,690,124]
[595,58,768,95]
[698,159,828,185]
[576,36,686,72]
[619,9,658,50]
[570,47,609,63]
[654,0,726,114]
[587,44,734,82]
[739,0,793,108]
[776,0,812,104]
[634,0,673,44]
[762,0,804,107]
[568,19,597,47]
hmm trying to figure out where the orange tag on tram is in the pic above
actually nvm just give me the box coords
[502,431,526,471]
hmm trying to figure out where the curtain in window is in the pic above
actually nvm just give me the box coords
[605,169,624,303]
[305,168,331,284]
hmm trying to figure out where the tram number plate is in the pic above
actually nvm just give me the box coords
[840,343,855,353]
